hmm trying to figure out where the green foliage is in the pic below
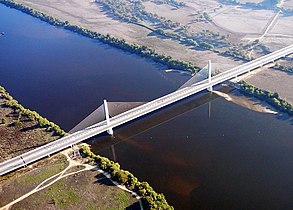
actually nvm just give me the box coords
[79,145,174,210]
[97,0,181,28]
[0,85,66,137]
[0,118,7,125]
[12,119,21,126]
[239,81,293,116]
[152,0,185,7]
[273,64,293,73]
[0,0,199,73]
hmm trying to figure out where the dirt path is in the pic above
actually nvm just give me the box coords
[0,148,143,210]
[259,10,281,41]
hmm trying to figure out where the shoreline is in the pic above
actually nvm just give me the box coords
[0,84,172,209]
[0,147,144,210]
[79,145,174,209]
[216,89,278,114]
[0,0,200,73]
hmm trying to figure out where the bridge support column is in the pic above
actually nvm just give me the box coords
[104,99,114,135]
[207,60,213,92]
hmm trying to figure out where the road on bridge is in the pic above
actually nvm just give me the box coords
[0,44,292,176]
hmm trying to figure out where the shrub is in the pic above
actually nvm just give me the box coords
[12,119,21,126]
[0,118,7,125]
[79,145,174,209]
[239,81,293,116]
[0,85,66,137]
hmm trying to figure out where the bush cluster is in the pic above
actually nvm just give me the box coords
[273,64,293,73]
[0,118,7,125]
[239,81,293,116]
[0,85,66,136]
[0,0,200,73]
[80,145,174,210]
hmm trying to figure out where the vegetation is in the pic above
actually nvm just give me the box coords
[95,0,273,62]
[273,64,293,73]
[151,0,186,8]
[220,0,278,9]
[0,0,199,73]
[19,155,68,185]
[1,155,137,209]
[94,0,273,61]
[97,0,181,29]
[1,0,276,73]
[0,117,7,125]
[0,85,66,136]
[1,0,272,69]
[12,119,21,126]
[80,145,174,210]
[239,81,293,116]
[220,0,293,15]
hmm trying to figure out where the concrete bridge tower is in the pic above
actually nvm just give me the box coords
[207,60,213,92]
[103,99,114,135]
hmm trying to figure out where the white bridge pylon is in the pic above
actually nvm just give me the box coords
[207,60,213,92]
[103,99,114,135]
[179,60,213,91]
[1,45,292,176]
[81,61,214,136]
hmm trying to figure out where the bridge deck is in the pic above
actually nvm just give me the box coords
[0,44,292,176]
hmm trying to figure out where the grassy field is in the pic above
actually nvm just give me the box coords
[0,155,69,207]
[0,154,139,209]
[0,86,139,209]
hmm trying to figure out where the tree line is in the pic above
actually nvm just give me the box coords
[1,0,199,73]
[80,145,174,210]
[239,81,293,116]
[0,85,66,136]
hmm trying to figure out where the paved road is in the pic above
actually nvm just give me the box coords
[0,44,292,176]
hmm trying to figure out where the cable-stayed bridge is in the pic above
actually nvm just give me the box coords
[0,44,292,176]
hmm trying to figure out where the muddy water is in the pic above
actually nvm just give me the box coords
[91,93,293,210]
[1,4,293,210]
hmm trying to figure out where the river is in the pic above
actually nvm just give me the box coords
[1,4,293,210]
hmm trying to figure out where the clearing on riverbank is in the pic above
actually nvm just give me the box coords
[245,62,293,104]
[0,151,139,210]
[0,86,140,209]
[0,92,59,162]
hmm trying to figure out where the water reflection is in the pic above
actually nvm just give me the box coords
[87,91,220,152]
[92,95,293,210]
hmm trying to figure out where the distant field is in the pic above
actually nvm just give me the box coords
[212,7,275,34]
[282,0,293,10]
[237,0,263,3]
[2,0,291,125]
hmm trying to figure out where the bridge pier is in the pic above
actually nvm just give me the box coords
[104,99,114,135]
[207,60,213,92]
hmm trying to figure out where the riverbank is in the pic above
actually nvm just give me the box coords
[0,84,171,209]
[2,0,292,106]
[80,145,174,210]
[246,66,293,104]
[238,81,293,116]
[0,0,200,73]
[230,91,278,114]
[2,0,244,70]
[211,84,279,116]
[0,150,140,209]
[0,85,62,162]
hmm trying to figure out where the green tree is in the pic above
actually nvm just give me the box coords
[0,118,7,125]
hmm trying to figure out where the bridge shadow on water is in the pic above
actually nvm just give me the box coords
[85,85,233,156]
